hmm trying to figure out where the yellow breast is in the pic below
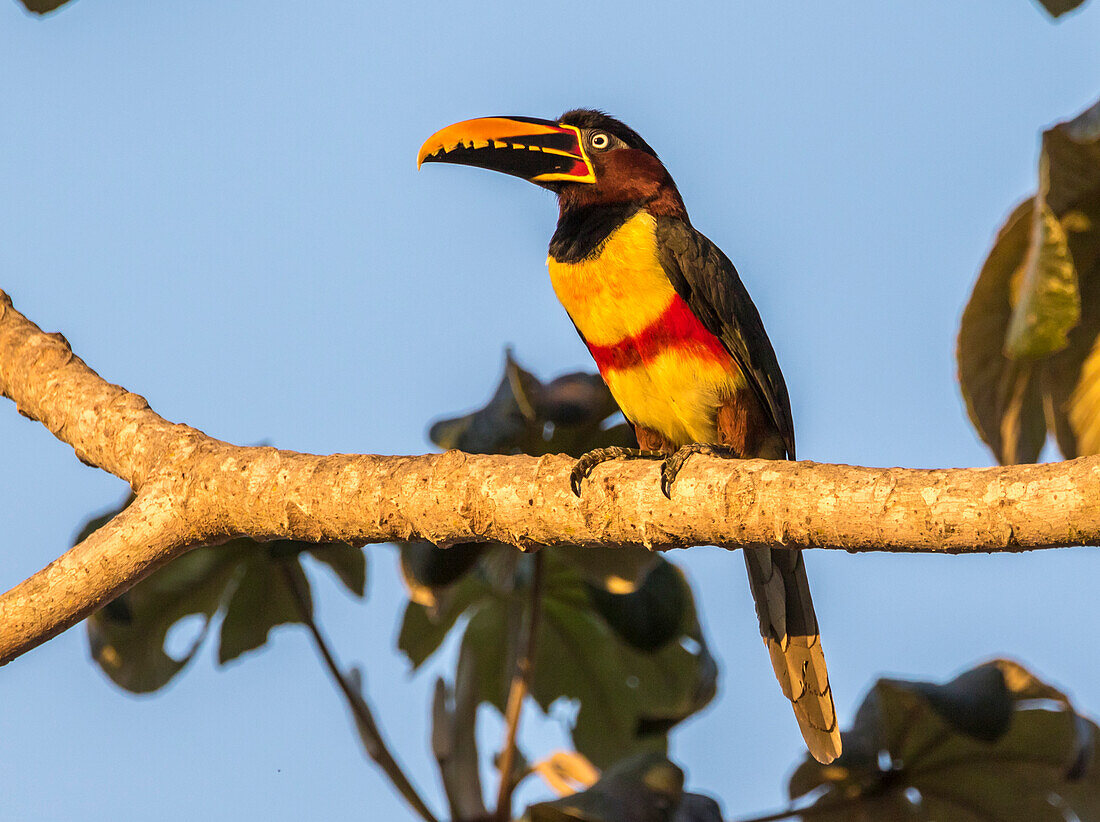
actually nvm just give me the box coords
[546,211,674,347]
[545,209,746,446]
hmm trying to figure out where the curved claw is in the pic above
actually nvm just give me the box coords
[569,464,588,497]
[659,462,679,499]
[660,444,741,499]
[569,447,662,497]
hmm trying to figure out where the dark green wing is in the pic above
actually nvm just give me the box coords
[656,216,796,459]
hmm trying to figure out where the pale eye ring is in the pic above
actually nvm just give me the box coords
[589,132,611,150]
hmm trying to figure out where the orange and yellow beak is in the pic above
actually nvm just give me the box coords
[417,116,596,186]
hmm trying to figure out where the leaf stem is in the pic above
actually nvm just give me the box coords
[730,794,869,822]
[278,562,440,822]
[495,551,545,822]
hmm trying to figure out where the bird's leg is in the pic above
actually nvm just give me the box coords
[570,447,664,497]
[660,444,741,499]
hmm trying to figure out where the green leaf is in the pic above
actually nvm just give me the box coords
[524,753,721,822]
[81,501,339,688]
[398,571,492,670]
[1002,99,1100,360]
[87,542,248,692]
[553,543,659,597]
[1042,98,1100,216]
[400,541,487,606]
[958,200,1048,463]
[456,554,717,769]
[218,553,311,664]
[1036,100,1100,457]
[1004,202,1080,359]
[787,659,1100,822]
[1033,0,1089,17]
[585,558,688,652]
[398,547,716,766]
[959,98,1100,462]
[306,542,367,596]
[461,597,512,714]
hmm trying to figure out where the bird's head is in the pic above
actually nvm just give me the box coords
[418,109,685,216]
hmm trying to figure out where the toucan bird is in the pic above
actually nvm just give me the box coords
[418,110,841,764]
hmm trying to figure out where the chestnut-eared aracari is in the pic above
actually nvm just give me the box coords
[418,110,841,764]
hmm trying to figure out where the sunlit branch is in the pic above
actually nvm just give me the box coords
[2,288,1100,668]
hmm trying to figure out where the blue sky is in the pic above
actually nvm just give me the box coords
[2,1,1099,819]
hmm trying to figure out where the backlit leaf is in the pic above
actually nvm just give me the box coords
[1004,202,1079,359]
[531,750,600,797]
[959,98,1100,462]
[958,199,1047,463]
[1037,100,1100,456]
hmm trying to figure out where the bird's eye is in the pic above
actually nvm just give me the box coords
[588,131,611,150]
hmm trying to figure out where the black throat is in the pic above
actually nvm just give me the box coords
[548,203,639,264]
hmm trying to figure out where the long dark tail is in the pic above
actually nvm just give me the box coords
[743,545,841,763]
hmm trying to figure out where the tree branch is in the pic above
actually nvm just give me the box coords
[0,485,189,661]
[2,288,1099,667]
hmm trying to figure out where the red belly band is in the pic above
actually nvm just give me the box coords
[585,296,731,373]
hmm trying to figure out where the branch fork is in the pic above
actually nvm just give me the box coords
[2,288,1097,667]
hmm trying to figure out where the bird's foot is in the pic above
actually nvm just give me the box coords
[570,447,663,497]
[660,444,741,499]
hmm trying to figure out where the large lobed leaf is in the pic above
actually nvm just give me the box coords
[787,659,1100,821]
[958,97,1100,463]
[82,501,365,692]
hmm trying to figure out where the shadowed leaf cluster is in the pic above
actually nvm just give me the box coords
[399,539,716,771]
[959,98,1100,463]
[401,355,716,770]
[79,500,365,692]
[787,659,1100,821]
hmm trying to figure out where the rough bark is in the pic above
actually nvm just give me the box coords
[1,289,1098,666]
